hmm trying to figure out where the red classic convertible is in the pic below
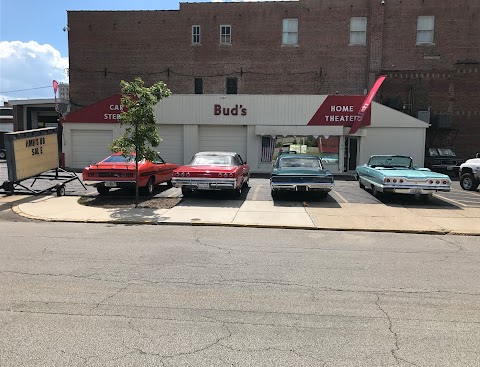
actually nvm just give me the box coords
[172,151,250,197]
[82,152,179,195]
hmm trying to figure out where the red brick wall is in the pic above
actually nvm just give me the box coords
[67,0,479,156]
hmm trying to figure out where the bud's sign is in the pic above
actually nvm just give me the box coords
[214,104,247,116]
[307,96,371,127]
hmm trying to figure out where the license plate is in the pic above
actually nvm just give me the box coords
[104,181,117,187]
[410,188,421,194]
[197,183,209,190]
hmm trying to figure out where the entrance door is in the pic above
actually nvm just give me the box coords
[344,137,359,172]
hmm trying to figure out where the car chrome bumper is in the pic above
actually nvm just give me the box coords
[271,183,334,191]
[381,185,451,194]
[172,177,237,190]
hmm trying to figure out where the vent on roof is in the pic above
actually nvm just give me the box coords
[416,110,430,123]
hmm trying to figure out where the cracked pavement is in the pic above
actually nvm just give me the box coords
[0,222,479,366]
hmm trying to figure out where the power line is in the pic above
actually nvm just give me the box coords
[0,86,52,94]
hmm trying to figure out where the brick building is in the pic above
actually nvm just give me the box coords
[67,0,479,158]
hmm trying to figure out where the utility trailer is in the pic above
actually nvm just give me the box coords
[0,128,86,196]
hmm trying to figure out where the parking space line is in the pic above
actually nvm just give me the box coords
[252,184,262,201]
[333,190,348,203]
[434,194,467,207]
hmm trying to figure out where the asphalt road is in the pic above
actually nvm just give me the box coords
[0,222,479,366]
[1,161,480,207]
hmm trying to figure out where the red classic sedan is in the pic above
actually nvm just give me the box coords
[82,152,179,195]
[172,151,250,197]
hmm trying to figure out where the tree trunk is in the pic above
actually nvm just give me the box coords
[135,146,139,208]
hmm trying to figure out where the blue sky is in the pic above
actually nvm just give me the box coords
[0,0,290,102]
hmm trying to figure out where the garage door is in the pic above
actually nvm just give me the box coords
[199,126,247,161]
[71,129,113,168]
[156,125,184,165]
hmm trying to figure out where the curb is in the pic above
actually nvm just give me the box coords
[12,204,480,236]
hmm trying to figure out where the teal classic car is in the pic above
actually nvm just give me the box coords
[270,154,334,199]
[356,155,451,200]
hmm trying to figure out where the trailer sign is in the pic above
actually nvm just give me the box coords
[5,128,59,182]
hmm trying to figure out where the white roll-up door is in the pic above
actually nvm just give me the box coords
[71,129,113,168]
[156,125,184,165]
[199,125,247,161]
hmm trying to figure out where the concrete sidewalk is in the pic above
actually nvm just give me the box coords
[3,194,480,235]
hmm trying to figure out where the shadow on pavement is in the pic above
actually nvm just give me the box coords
[272,192,342,208]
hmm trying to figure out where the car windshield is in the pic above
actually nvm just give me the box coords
[368,156,412,168]
[191,155,234,166]
[278,157,321,169]
[437,148,456,157]
[102,155,135,163]
[428,148,439,157]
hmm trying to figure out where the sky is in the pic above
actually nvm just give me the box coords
[0,0,294,103]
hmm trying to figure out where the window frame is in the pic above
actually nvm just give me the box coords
[220,25,232,45]
[226,77,238,95]
[192,25,201,45]
[282,18,298,46]
[349,17,367,46]
[416,16,435,45]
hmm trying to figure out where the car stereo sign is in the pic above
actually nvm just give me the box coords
[5,128,59,182]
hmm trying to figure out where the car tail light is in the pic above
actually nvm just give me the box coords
[229,173,233,177]
[442,180,447,184]
[393,179,397,183]
[186,172,190,177]
[399,179,404,183]
[218,173,223,177]
[181,172,185,177]
[429,180,433,184]
[386,179,391,183]
[174,172,179,176]
[436,180,440,184]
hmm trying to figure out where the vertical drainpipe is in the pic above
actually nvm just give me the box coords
[366,0,385,91]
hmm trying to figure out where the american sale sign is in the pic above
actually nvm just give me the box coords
[5,128,59,182]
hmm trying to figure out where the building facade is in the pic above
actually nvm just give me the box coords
[66,0,479,159]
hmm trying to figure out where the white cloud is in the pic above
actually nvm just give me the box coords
[0,41,69,101]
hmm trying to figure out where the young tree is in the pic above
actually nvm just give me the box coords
[110,78,171,207]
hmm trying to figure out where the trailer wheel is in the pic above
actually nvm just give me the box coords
[0,150,6,160]
[56,185,66,197]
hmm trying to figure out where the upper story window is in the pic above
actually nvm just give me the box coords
[350,17,367,45]
[192,25,201,44]
[226,77,237,94]
[282,18,298,46]
[220,25,231,44]
[416,16,435,44]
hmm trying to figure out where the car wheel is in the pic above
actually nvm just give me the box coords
[166,179,173,188]
[97,185,110,196]
[234,185,242,198]
[371,185,380,198]
[460,173,479,191]
[181,187,192,197]
[0,150,5,160]
[141,177,155,196]
[271,189,278,200]
[358,179,365,189]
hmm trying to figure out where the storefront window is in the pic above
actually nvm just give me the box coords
[266,135,340,164]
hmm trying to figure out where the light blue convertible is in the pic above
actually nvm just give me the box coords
[356,155,451,200]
